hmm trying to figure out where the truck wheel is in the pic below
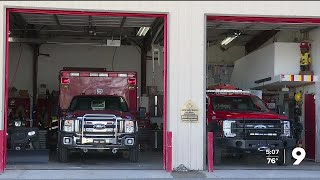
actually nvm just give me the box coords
[129,146,139,162]
[277,148,292,166]
[214,145,222,164]
[59,146,69,163]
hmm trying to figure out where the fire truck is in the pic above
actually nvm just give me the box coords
[207,84,296,165]
[56,67,141,162]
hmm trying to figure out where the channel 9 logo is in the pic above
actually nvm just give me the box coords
[266,147,306,165]
[292,147,306,165]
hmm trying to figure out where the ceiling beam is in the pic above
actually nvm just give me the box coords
[300,26,318,33]
[245,30,279,54]
[11,13,27,29]
[53,15,61,26]
[144,18,164,49]
[120,17,127,28]
[8,36,143,45]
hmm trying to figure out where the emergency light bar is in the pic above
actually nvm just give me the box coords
[61,72,136,85]
[206,89,251,94]
[67,72,132,78]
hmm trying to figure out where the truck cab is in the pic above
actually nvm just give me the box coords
[206,84,296,165]
[57,68,140,162]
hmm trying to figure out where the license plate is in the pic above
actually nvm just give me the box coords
[106,128,114,132]
[93,139,106,144]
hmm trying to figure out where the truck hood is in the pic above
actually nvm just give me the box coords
[214,111,288,120]
[66,110,134,119]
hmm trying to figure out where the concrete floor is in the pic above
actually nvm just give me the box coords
[215,154,320,170]
[6,150,320,171]
[4,149,320,179]
[1,169,320,179]
[6,150,163,170]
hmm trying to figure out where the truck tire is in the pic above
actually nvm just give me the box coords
[277,148,292,166]
[59,146,69,163]
[129,146,139,162]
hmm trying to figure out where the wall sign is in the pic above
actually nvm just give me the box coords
[180,100,199,122]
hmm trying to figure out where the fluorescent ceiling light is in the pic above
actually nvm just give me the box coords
[221,32,241,46]
[137,27,150,36]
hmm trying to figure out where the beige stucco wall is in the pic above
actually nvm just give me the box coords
[1,1,320,170]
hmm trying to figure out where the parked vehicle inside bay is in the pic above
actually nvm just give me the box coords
[206,84,296,165]
[55,67,142,162]
[7,109,39,151]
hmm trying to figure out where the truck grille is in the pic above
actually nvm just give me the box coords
[12,132,26,140]
[232,120,282,140]
[76,114,124,141]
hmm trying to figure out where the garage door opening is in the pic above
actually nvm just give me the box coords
[5,8,168,171]
[206,15,320,170]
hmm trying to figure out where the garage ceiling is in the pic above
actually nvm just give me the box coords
[207,21,320,46]
[9,12,164,46]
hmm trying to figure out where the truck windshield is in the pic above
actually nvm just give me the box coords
[212,95,269,112]
[69,96,129,112]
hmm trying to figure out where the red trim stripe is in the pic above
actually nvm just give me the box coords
[6,8,168,173]
[301,75,304,81]
[291,75,294,81]
[8,8,165,18]
[208,132,214,172]
[311,75,314,82]
[163,14,168,170]
[207,16,320,24]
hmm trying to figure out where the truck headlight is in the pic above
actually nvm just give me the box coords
[223,120,236,137]
[28,131,36,136]
[281,120,291,137]
[125,121,135,133]
[63,120,74,132]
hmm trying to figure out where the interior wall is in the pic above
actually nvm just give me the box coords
[146,46,164,94]
[260,31,301,50]
[37,44,141,96]
[274,42,300,75]
[207,45,245,64]
[230,43,275,89]
[9,43,33,96]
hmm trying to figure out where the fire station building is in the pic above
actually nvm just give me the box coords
[0,1,320,173]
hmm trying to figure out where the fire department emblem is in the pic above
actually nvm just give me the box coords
[96,88,103,94]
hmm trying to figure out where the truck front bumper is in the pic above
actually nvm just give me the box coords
[60,132,138,150]
[217,137,296,151]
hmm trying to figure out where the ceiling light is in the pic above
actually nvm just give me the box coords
[221,32,241,46]
[137,27,150,36]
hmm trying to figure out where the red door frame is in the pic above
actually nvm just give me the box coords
[3,8,168,172]
[206,14,320,169]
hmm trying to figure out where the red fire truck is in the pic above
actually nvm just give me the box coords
[56,67,141,162]
[207,84,295,165]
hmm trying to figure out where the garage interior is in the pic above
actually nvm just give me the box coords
[206,18,320,169]
[7,11,165,170]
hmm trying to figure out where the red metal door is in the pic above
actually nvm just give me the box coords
[304,94,315,160]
